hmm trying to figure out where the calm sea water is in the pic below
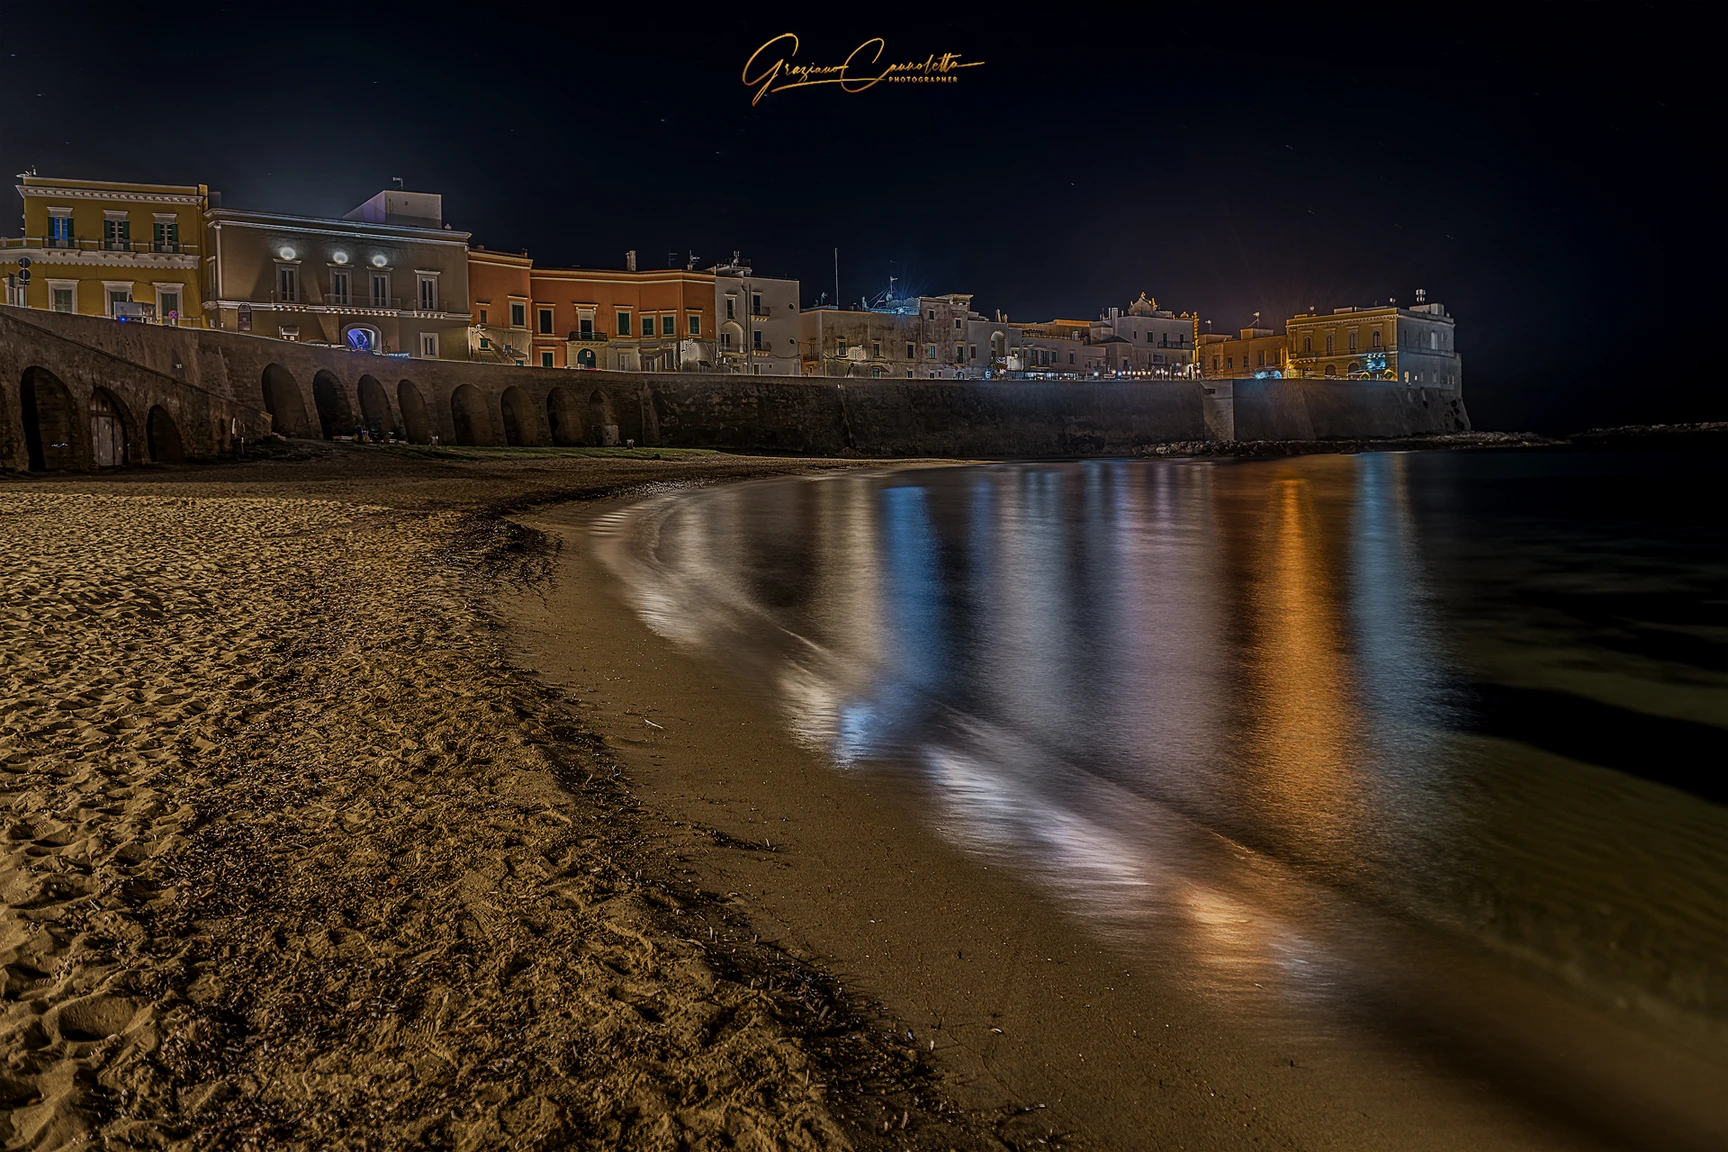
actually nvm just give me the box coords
[596,448,1727,1142]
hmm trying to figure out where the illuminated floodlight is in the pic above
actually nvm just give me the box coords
[333,251,349,264]
[279,246,296,260]
[371,254,388,267]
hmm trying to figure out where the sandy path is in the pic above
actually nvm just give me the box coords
[0,450,987,1151]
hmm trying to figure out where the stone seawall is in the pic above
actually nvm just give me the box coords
[1,305,1469,470]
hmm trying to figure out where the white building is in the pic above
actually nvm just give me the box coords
[713,255,800,375]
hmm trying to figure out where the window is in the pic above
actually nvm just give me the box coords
[49,282,74,313]
[661,314,675,336]
[688,313,700,335]
[153,219,179,253]
[725,298,735,319]
[541,351,555,368]
[580,316,595,336]
[538,307,554,335]
[279,326,299,341]
[721,332,732,349]
[479,336,490,349]
[871,367,882,378]
[955,344,964,362]
[871,341,881,357]
[1068,353,1075,364]
[1303,335,1312,353]
[969,344,977,359]
[617,310,631,335]
[954,318,962,330]
[277,266,298,302]
[1325,333,1334,354]
[1371,329,1382,348]
[1348,331,1358,352]
[1214,356,1221,371]
[103,215,130,251]
[1431,331,1439,350]
[330,269,350,304]
[752,293,762,314]
[927,344,936,359]
[641,315,654,337]
[511,301,527,327]
[927,309,935,320]
[479,308,489,324]
[906,342,915,359]
[1226,357,1233,370]
[835,337,847,354]
[419,332,439,358]
[371,273,390,305]
[417,274,437,311]
[159,289,181,323]
[48,212,72,248]
[753,329,763,349]
[1256,351,1265,367]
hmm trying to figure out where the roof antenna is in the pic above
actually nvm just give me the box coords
[391,176,404,190]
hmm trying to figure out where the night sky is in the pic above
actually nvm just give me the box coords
[5,4,1722,432]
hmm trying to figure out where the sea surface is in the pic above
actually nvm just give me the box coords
[595,447,1728,1145]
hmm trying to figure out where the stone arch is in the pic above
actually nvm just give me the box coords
[500,385,538,446]
[357,374,391,438]
[312,370,353,439]
[450,384,491,446]
[397,379,431,443]
[20,366,80,471]
[576,348,596,369]
[546,386,583,446]
[261,363,310,437]
[89,389,133,468]
[586,390,619,446]
[147,405,186,463]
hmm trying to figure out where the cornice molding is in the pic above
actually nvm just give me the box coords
[0,247,198,270]
[18,185,203,206]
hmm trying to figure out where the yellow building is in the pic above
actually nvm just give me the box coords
[1200,326,1290,378]
[1,176,207,325]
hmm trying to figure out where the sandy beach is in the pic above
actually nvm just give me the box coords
[0,445,997,1151]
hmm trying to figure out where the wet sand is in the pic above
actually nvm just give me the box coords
[0,445,993,1151]
[512,475,1728,1152]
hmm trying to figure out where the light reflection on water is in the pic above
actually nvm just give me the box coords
[594,449,1728,1129]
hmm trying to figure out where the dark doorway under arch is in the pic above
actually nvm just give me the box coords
[398,379,431,443]
[586,390,619,446]
[450,384,490,446]
[20,366,79,471]
[357,374,390,438]
[147,405,186,463]
[261,364,309,437]
[500,385,537,446]
[547,387,583,446]
[312,370,353,439]
[89,388,129,467]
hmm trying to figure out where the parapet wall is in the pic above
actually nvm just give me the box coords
[0,306,1468,470]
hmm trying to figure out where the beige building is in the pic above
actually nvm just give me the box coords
[2,176,207,325]
[713,256,800,375]
[1285,292,1460,388]
[1088,295,1198,376]
[800,293,976,378]
[1200,326,1290,378]
[205,189,473,359]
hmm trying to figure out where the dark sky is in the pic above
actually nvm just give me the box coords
[5,4,1723,432]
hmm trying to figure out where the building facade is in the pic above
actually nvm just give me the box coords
[800,293,983,379]
[204,189,474,359]
[713,257,800,375]
[1200,326,1289,378]
[1284,295,1461,388]
[1088,295,1198,376]
[2,176,207,325]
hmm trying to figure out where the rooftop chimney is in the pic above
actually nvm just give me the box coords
[625,249,637,272]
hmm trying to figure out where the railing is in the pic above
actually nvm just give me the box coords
[0,235,199,255]
[326,294,403,309]
[568,330,609,341]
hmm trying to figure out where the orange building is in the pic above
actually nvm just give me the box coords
[468,248,717,372]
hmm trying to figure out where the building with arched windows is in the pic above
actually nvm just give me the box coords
[1285,297,1461,390]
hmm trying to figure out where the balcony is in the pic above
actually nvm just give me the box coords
[568,329,609,342]
[0,236,199,256]
[326,294,403,310]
